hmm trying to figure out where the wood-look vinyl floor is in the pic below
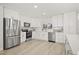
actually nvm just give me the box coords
[0,39,65,55]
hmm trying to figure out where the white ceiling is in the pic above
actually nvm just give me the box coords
[0,3,79,18]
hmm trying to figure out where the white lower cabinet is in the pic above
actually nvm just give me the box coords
[21,32,26,42]
[32,31,48,41]
[56,32,65,43]
[32,31,40,39]
[40,32,48,41]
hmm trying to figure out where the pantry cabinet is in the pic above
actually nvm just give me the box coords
[64,12,77,34]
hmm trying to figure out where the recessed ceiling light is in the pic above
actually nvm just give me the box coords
[34,5,38,8]
[42,12,46,15]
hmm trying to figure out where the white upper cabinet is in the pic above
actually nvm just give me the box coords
[31,19,41,27]
[57,15,63,26]
[51,14,63,27]
[64,12,77,34]
[52,16,58,27]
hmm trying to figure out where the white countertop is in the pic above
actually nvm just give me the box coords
[66,34,79,54]
[36,29,54,32]
[22,26,63,32]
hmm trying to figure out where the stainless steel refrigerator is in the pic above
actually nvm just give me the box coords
[3,17,20,50]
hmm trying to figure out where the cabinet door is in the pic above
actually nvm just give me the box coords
[56,32,65,43]
[32,31,48,41]
[64,12,77,34]
[52,16,58,27]
[32,31,36,39]
[40,32,48,41]
[32,31,40,39]
[21,32,26,42]
[13,36,20,46]
[57,15,63,26]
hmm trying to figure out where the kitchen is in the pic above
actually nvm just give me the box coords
[0,3,79,55]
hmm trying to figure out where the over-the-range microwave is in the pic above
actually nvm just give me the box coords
[24,22,30,27]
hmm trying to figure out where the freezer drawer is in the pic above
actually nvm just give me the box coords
[13,36,20,46]
[5,37,14,49]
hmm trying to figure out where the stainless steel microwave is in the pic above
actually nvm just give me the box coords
[24,22,30,27]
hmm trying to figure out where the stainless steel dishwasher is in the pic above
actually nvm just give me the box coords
[48,32,56,43]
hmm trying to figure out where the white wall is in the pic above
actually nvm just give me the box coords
[52,16,58,27]
[77,13,79,34]
[20,16,31,27]
[40,18,52,24]
[30,18,41,27]
[0,6,3,51]
[4,8,20,20]
[64,12,77,34]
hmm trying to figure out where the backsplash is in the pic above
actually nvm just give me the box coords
[42,23,52,29]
